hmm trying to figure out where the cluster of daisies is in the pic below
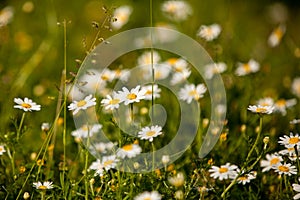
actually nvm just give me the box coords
[246,96,297,116]
[260,132,300,199]
[209,163,257,185]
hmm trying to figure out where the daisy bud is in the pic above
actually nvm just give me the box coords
[175,190,184,199]
[140,107,148,115]
[263,136,270,144]
[202,118,209,128]
[263,136,270,149]
[255,126,260,133]
[207,158,214,165]
[23,192,30,199]
[162,155,170,165]
[30,152,37,160]
[41,123,50,132]
[133,162,140,169]
[220,133,227,141]
[90,178,95,185]
[240,124,246,133]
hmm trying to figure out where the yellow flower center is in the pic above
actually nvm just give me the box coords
[122,144,133,151]
[243,63,251,73]
[256,107,267,113]
[101,74,110,81]
[117,13,128,22]
[167,58,178,65]
[144,198,151,200]
[189,90,200,100]
[276,99,286,107]
[38,185,47,190]
[82,125,89,131]
[278,165,289,172]
[270,158,280,165]
[220,133,227,141]
[146,131,156,137]
[289,137,299,144]
[238,176,248,181]
[205,28,213,36]
[219,167,228,173]
[127,93,137,100]
[109,99,120,105]
[145,90,152,95]
[288,147,295,152]
[155,71,162,79]
[174,67,183,72]
[115,69,121,76]
[103,160,114,167]
[167,4,177,13]
[274,27,283,39]
[77,100,87,107]
[21,103,32,108]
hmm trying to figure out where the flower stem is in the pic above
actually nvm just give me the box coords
[17,112,26,141]
[6,146,16,176]
[222,117,264,198]
[246,116,263,162]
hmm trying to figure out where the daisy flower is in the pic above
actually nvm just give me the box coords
[260,153,283,172]
[93,142,115,153]
[0,145,6,155]
[153,65,171,80]
[278,132,300,148]
[170,68,191,85]
[161,0,192,22]
[14,97,41,112]
[137,51,161,67]
[292,77,300,98]
[99,68,115,82]
[197,24,222,41]
[89,159,104,176]
[293,183,300,200]
[237,170,257,185]
[247,105,274,114]
[113,68,130,82]
[68,94,96,115]
[279,146,299,157]
[204,62,227,79]
[162,155,170,165]
[111,5,132,30]
[101,155,119,170]
[117,86,146,105]
[268,24,286,47]
[138,125,163,142]
[155,22,179,43]
[101,92,121,110]
[168,172,185,187]
[257,97,274,107]
[71,123,102,139]
[77,70,107,95]
[274,162,297,176]
[172,58,189,72]
[116,144,142,158]
[290,119,300,125]
[33,181,54,190]
[134,191,162,200]
[274,98,297,116]
[235,59,260,76]
[0,6,14,27]
[141,85,161,100]
[179,83,207,104]
[209,163,238,181]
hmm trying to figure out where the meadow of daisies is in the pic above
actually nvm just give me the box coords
[1,0,300,199]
